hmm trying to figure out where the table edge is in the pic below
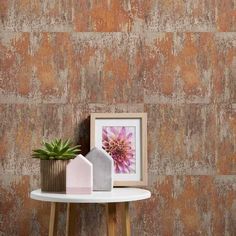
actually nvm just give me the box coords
[30,188,151,203]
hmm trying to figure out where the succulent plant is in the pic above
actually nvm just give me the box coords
[32,139,81,160]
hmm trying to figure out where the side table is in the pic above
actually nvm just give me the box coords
[30,188,151,236]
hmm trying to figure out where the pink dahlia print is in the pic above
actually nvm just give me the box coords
[102,126,136,174]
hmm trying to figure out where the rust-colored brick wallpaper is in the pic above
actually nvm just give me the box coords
[0,1,236,235]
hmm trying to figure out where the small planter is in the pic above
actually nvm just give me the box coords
[40,160,69,192]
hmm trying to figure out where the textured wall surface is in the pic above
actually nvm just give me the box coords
[0,1,236,235]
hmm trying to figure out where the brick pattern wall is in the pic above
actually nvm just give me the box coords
[0,1,235,235]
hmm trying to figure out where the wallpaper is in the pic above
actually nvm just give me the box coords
[0,1,235,235]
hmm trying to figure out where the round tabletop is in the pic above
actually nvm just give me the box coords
[30,188,151,203]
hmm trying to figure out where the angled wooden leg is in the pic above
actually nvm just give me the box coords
[66,203,70,236]
[66,203,78,236]
[121,202,131,236]
[49,202,57,236]
[106,203,117,236]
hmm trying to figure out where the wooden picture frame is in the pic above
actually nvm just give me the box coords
[90,113,147,186]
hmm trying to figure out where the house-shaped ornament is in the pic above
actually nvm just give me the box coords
[86,147,113,191]
[66,154,93,194]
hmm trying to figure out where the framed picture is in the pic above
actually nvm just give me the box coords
[90,113,147,186]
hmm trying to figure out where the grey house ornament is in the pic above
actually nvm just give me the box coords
[85,147,114,191]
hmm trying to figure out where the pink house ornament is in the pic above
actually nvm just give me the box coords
[66,154,93,194]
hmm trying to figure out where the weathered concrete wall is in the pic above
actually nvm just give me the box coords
[0,1,235,235]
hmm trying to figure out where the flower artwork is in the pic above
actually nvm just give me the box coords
[102,126,136,174]
[90,113,147,186]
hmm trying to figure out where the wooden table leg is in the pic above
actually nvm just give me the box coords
[66,203,70,236]
[66,203,78,236]
[49,202,57,236]
[106,203,117,236]
[121,202,131,236]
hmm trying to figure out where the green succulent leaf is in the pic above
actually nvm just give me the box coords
[33,149,50,156]
[63,139,72,148]
[44,142,54,152]
[32,138,81,160]
[32,155,40,159]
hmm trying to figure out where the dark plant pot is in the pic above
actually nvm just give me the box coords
[40,160,69,193]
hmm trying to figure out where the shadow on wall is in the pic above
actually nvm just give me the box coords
[75,116,90,156]
[69,116,108,235]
